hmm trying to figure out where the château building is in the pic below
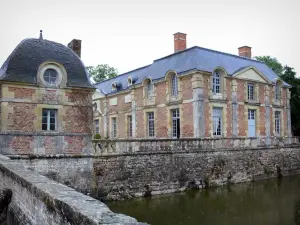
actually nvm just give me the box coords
[94,33,291,140]
[0,32,94,155]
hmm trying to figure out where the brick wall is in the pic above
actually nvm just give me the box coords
[181,103,193,137]
[156,107,168,138]
[7,103,37,131]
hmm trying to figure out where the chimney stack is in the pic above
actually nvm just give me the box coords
[238,46,252,58]
[68,39,82,57]
[173,32,187,52]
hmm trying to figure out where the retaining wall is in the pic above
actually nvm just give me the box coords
[14,146,300,201]
[0,156,146,225]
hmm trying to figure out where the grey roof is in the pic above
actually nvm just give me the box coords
[95,46,289,94]
[0,38,93,88]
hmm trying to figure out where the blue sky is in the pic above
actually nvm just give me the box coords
[0,0,299,75]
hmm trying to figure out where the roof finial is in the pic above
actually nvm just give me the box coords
[39,30,43,40]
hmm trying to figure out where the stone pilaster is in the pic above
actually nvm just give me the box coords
[192,73,205,138]
[131,90,137,138]
[265,86,271,144]
[103,99,108,138]
[287,89,292,137]
[232,80,238,137]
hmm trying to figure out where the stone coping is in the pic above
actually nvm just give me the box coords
[0,157,146,225]
[93,136,298,142]
[5,145,300,160]
[0,131,91,136]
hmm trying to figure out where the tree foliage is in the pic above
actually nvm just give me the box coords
[281,66,300,135]
[87,64,118,83]
[254,56,284,76]
[255,55,300,135]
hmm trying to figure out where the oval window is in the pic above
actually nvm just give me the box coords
[43,68,58,84]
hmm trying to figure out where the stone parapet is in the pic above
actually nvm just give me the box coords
[0,156,146,225]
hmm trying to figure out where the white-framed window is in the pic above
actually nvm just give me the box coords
[42,109,57,131]
[212,71,221,94]
[275,83,281,100]
[94,120,99,134]
[147,80,154,100]
[43,69,58,84]
[248,83,254,101]
[111,117,117,138]
[275,111,281,135]
[147,112,155,137]
[213,107,222,136]
[171,75,178,96]
[127,115,132,137]
[172,109,180,138]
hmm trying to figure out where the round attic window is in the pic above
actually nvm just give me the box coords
[43,69,58,84]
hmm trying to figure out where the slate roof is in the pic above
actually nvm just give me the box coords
[95,46,288,95]
[0,38,93,88]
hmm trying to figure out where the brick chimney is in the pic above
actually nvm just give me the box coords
[238,46,252,58]
[68,39,82,57]
[173,32,187,52]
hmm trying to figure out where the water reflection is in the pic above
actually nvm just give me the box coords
[107,175,300,225]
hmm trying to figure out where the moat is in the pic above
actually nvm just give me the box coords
[108,175,300,225]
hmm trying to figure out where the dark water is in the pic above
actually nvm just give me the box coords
[107,176,300,225]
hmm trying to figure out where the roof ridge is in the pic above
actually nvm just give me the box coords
[94,64,151,85]
[153,46,265,64]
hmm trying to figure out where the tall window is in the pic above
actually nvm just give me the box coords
[42,109,57,131]
[248,83,254,101]
[213,108,222,136]
[172,109,180,138]
[94,120,99,134]
[212,71,221,94]
[275,83,280,100]
[275,111,281,135]
[127,115,132,137]
[147,112,155,137]
[111,117,117,138]
[147,80,154,100]
[171,75,178,96]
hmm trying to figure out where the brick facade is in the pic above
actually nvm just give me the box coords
[0,84,93,155]
[95,70,291,140]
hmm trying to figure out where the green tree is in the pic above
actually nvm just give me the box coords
[281,66,300,135]
[254,56,284,76]
[87,64,118,83]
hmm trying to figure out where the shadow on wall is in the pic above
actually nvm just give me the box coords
[0,189,12,224]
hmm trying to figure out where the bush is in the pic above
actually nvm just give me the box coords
[94,134,101,139]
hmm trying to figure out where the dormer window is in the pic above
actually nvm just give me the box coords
[111,81,121,91]
[171,75,178,96]
[147,80,154,100]
[212,71,221,94]
[128,77,132,86]
[275,82,281,100]
[44,69,58,84]
[111,84,117,91]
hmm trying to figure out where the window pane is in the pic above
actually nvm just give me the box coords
[42,124,47,130]
[42,116,47,124]
[50,124,55,131]
[128,116,132,137]
[50,110,56,117]
[171,75,178,96]
[44,69,57,84]
[50,118,55,124]
[147,112,155,137]
[213,108,222,136]
[42,110,48,117]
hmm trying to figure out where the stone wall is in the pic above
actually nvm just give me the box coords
[16,145,300,201]
[0,133,92,155]
[0,155,146,225]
